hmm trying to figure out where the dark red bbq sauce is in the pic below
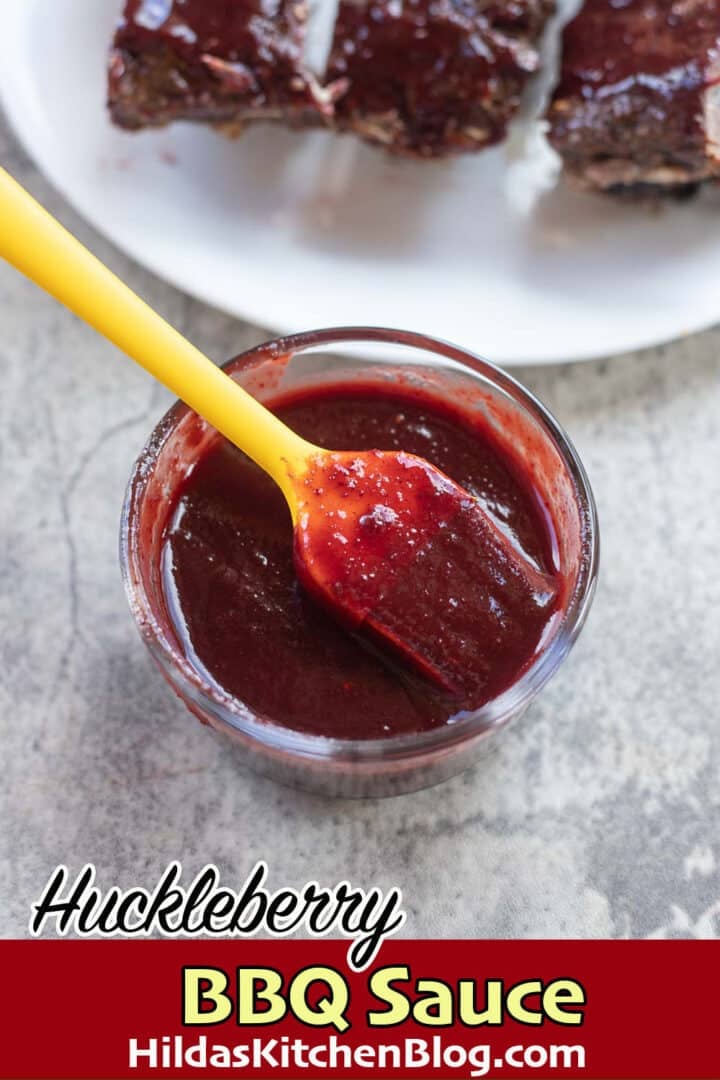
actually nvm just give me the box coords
[293,449,559,697]
[162,384,561,739]
[119,0,290,60]
[115,0,312,113]
[555,0,720,133]
[326,0,523,154]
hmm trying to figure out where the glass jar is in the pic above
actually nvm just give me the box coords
[120,329,598,797]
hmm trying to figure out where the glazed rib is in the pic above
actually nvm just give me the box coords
[547,0,720,193]
[325,0,555,158]
[108,0,325,133]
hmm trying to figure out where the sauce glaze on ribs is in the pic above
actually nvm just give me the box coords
[548,0,720,192]
[109,0,323,132]
[108,0,555,156]
[325,0,555,157]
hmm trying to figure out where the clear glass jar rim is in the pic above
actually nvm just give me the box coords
[120,327,599,764]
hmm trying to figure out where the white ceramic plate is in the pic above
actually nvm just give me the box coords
[2,0,720,364]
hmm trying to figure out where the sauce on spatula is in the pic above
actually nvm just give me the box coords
[294,449,558,696]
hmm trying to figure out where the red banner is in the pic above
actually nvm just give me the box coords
[0,939,716,1079]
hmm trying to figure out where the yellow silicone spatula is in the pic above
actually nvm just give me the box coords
[0,168,310,513]
[0,169,557,697]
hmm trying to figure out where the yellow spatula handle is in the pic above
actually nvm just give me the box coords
[0,168,311,508]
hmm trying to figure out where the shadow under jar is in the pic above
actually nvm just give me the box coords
[121,329,598,797]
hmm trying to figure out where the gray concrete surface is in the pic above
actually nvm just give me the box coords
[1,115,719,942]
